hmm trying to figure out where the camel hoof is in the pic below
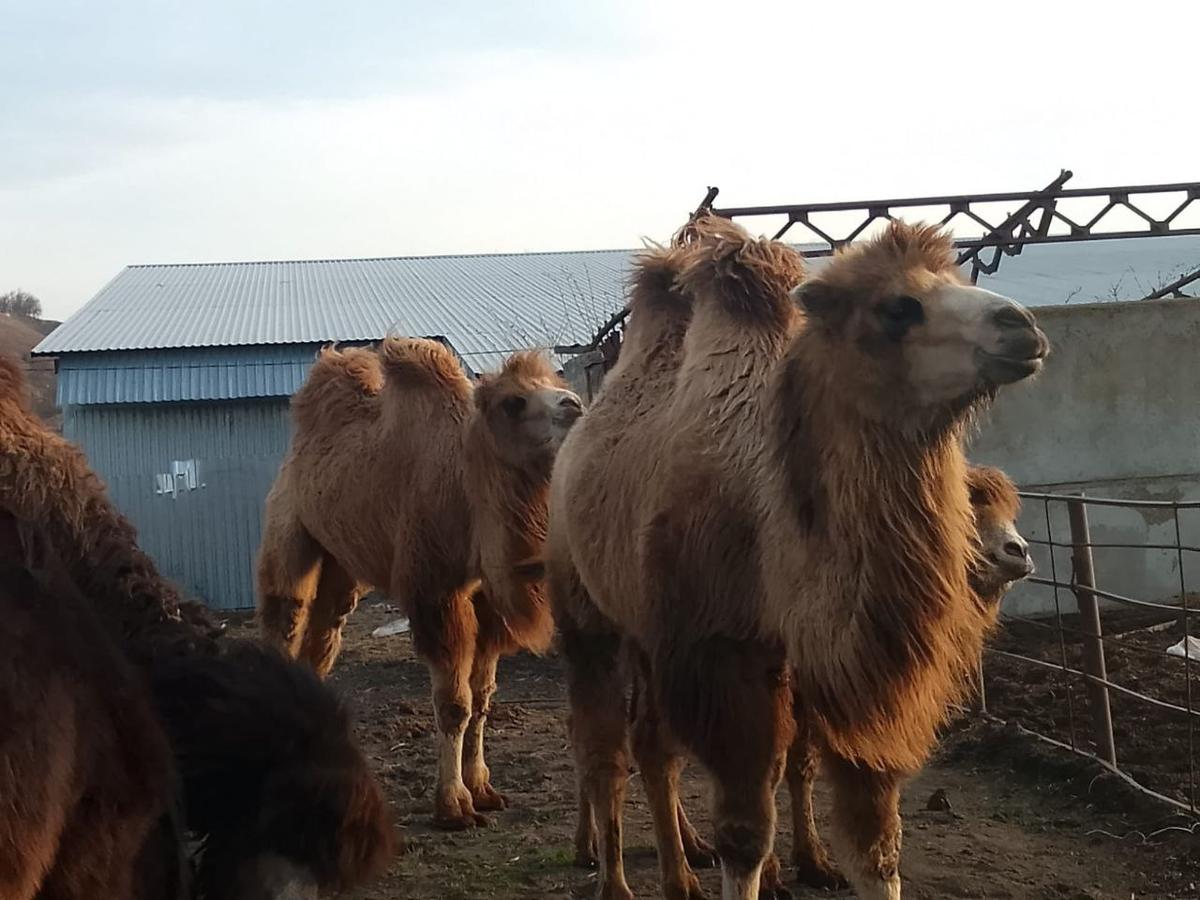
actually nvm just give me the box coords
[598,882,635,900]
[792,855,848,891]
[665,870,707,900]
[469,782,508,812]
[759,855,792,900]
[432,786,489,830]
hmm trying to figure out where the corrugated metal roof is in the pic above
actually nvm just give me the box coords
[33,250,633,358]
[33,236,1200,359]
[55,345,325,406]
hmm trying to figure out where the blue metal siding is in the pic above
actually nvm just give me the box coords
[56,345,326,406]
[64,399,292,610]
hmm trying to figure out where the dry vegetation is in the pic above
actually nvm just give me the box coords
[0,313,60,428]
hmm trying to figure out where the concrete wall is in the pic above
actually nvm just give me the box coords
[968,298,1200,616]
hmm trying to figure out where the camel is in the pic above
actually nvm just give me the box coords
[567,463,1034,893]
[258,338,583,829]
[0,353,395,899]
[547,215,1048,900]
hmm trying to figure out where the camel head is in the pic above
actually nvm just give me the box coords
[790,221,1049,429]
[473,351,583,468]
[967,464,1033,598]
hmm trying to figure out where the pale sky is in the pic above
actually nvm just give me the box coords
[2,1,1197,321]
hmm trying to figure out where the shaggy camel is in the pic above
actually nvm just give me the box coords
[547,216,1048,900]
[568,464,1034,893]
[258,339,583,828]
[0,354,395,899]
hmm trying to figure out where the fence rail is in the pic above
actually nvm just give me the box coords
[981,491,1199,815]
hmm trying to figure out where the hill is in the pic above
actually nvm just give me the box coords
[0,313,61,429]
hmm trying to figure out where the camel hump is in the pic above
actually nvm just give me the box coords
[292,345,383,430]
[675,213,805,324]
[629,241,692,315]
[378,337,474,398]
[0,354,29,410]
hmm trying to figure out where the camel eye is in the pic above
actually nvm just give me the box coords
[877,295,924,339]
[502,396,527,418]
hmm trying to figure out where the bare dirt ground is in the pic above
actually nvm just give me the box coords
[225,604,1200,899]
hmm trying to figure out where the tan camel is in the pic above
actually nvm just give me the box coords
[568,463,1034,893]
[547,215,1048,900]
[258,338,582,829]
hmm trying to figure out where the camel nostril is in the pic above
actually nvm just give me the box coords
[560,396,583,412]
[993,303,1036,330]
[1003,541,1027,560]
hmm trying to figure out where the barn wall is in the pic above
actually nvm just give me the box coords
[63,399,292,610]
[967,297,1200,615]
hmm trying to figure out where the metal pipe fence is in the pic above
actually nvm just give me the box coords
[979,491,1200,815]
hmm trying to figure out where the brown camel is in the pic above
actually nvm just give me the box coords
[568,463,1034,893]
[258,338,583,828]
[547,216,1047,900]
[0,354,395,899]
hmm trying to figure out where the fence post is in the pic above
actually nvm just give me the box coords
[1066,497,1117,767]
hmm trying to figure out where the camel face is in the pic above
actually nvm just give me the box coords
[476,366,583,466]
[976,508,1033,590]
[902,283,1048,408]
[790,223,1049,426]
[967,464,1032,597]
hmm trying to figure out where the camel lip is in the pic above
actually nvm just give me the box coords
[978,351,1044,384]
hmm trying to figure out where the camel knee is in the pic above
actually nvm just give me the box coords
[434,696,470,735]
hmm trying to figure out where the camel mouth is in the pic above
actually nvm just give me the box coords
[978,351,1044,385]
[986,552,1035,581]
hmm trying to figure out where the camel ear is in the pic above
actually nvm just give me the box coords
[790,280,841,320]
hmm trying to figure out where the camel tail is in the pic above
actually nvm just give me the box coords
[674,213,805,326]
[291,346,383,431]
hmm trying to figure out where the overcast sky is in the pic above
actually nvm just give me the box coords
[2,1,1197,320]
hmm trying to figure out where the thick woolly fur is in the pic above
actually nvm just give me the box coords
[258,337,581,829]
[548,215,1047,899]
[0,355,395,899]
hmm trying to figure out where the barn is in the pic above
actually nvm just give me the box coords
[31,251,628,609]
[31,235,1200,610]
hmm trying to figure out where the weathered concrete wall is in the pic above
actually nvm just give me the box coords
[967,298,1200,616]
[567,298,1199,617]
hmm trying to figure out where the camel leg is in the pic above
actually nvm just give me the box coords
[823,751,903,900]
[659,638,792,900]
[256,514,322,660]
[561,622,634,900]
[409,584,488,830]
[298,554,359,678]
[630,652,705,900]
[462,635,507,813]
[574,780,598,868]
[676,802,718,869]
[785,700,845,890]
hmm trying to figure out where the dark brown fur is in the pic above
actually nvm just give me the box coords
[0,354,396,898]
